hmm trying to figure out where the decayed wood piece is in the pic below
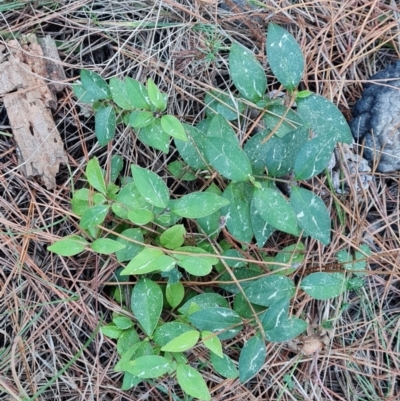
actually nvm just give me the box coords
[0,34,67,189]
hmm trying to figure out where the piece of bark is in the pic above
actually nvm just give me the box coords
[0,34,67,189]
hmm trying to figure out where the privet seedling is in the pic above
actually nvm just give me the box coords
[49,23,370,400]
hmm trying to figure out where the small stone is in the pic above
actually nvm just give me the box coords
[350,60,400,172]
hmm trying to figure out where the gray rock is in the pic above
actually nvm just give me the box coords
[349,60,400,172]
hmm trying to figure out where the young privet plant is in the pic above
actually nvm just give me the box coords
[49,23,371,399]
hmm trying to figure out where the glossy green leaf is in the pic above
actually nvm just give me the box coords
[129,110,155,128]
[101,323,124,339]
[243,275,295,307]
[147,78,167,111]
[110,155,123,183]
[160,225,186,250]
[266,23,304,91]
[272,242,305,275]
[48,235,88,256]
[115,228,144,263]
[263,105,303,138]
[173,246,218,276]
[114,341,153,372]
[170,192,229,218]
[250,195,274,247]
[294,135,336,180]
[290,186,331,245]
[205,137,252,181]
[86,157,106,195]
[117,327,140,355]
[218,267,262,294]
[124,355,171,379]
[211,353,238,379]
[266,126,309,177]
[161,330,200,352]
[167,160,196,181]
[131,278,163,336]
[239,334,266,383]
[297,94,353,144]
[221,182,254,243]
[79,205,109,229]
[121,248,175,275]
[206,114,238,144]
[121,372,141,391]
[138,119,170,153]
[90,238,125,255]
[202,331,223,358]
[113,316,134,330]
[233,293,266,319]
[109,77,133,110]
[205,90,245,121]
[178,293,229,316]
[189,307,243,340]
[95,105,116,146]
[127,208,154,225]
[153,322,193,346]
[253,187,299,235]
[161,115,188,141]
[265,317,308,342]
[229,42,267,102]
[131,165,169,208]
[174,125,208,170]
[79,69,111,102]
[125,78,151,109]
[300,272,347,300]
[166,282,185,308]
[222,249,246,268]
[177,364,211,401]
[259,298,290,332]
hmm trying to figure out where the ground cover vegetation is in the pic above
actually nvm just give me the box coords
[1,1,399,400]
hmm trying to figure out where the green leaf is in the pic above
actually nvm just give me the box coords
[110,155,123,182]
[117,327,140,355]
[109,77,134,110]
[189,307,243,340]
[91,238,125,255]
[205,137,252,181]
[352,244,371,276]
[95,105,116,146]
[250,191,274,248]
[138,119,170,153]
[124,355,171,379]
[297,94,353,144]
[115,228,144,263]
[259,298,289,332]
[266,126,309,177]
[79,205,109,229]
[206,114,238,145]
[113,316,134,330]
[221,182,253,243]
[161,115,188,141]
[233,293,266,319]
[178,293,229,316]
[222,249,247,268]
[131,165,169,208]
[127,208,154,225]
[296,90,313,99]
[147,78,167,111]
[266,23,304,91]
[244,130,280,174]
[205,90,245,121]
[167,160,196,181]
[272,243,305,275]
[243,276,295,307]
[115,341,153,372]
[129,110,155,128]
[265,317,308,342]
[48,235,88,256]
[79,69,111,101]
[131,278,163,336]
[175,125,208,170]
[173,246,218,276]
[121,372,141,391]
[294,135,336,180]
[218,267,262,294]
[263,105,303,138]
[170,192,229,218]
[161,330,200,352]
[229,42,267,102]
[211,353,238,379]
[166,282,185,308]
[301,272,347,300]
[86,158,106,195]
[239,334,266,383]
[125,78,151,109]
[177,364,211,401]
[160,225,186,250]
[101,323,124,339]
[202,331,223,358]
[121,248,175,275]
[290,187,331,245]
[153,322,193,346]
[253,187,299,235]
